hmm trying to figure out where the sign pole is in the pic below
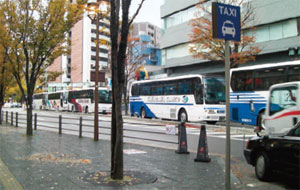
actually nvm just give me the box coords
[225,40,231,190]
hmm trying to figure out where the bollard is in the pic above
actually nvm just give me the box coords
[34,113,37,130]
[16,112,18,128]
[194,125,211,162]
[6,111,8,123]
[0,111,2,125]
[59,115,62,135]
[175,122,189,154]
[79,117,82,138]
[11,112,13,126]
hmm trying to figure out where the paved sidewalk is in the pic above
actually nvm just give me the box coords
[0,124,294,190]
[0,124,242,190]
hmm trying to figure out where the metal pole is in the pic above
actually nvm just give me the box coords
[11,111,13,126]
[59,115,62,135]
[225,40,231,190]
[34,113,37,130]
[6,111,8,123]
[94,13,100,141]
[16,112,18,128]
[79,116,82,138]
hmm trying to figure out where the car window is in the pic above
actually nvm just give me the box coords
[287,124,300,137]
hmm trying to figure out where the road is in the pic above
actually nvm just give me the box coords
[3,108,255,159]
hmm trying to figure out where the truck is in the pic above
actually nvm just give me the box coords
[261,81,300,135]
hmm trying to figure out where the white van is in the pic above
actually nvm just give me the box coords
[262,82,300,135]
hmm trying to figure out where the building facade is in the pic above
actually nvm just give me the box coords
[48,10,110,92]
[132,22,162,48]
[160,0,300,77]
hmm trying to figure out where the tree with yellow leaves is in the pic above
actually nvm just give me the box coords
[0,0,85,135]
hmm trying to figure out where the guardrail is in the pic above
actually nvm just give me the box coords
[1,110,178,145]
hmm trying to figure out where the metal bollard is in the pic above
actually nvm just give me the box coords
[34,113,37,130]
[16,112,18,128]
[11,112,13,126]
[6,111,8,123]
[79,117,82,138]
[59,115,62,135]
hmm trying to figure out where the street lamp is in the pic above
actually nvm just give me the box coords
[87,0,109,141]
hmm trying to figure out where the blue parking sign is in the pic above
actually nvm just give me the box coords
[212,2,240,42]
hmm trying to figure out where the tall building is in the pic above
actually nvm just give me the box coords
[132,22,162,48]
[160,0,300,77]
[48,5,110,92]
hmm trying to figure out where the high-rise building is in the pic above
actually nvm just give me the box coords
[48,6,110,92]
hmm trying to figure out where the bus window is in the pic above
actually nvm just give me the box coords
[99,90,112,103]
[231,71,253,91]
[164,81,177,95]
[131,84,140,96]
[204,77,225,104]
[178,79,192,94]
[140,83,151,95]
[151,82,163,95]
[254,67,286,91]
[287,65,300,82]
[193,78,203,104]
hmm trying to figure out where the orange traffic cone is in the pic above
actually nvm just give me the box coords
[194,125,211,162]
[175,122,189,154]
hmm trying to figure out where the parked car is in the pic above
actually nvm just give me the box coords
[11,102,22,108]
[244,122,300,181]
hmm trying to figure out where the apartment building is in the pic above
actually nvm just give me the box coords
[48,10,110,92]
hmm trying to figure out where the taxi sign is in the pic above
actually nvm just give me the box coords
[212,2,241,42]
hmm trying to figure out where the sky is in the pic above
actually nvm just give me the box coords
[130,0,164,28]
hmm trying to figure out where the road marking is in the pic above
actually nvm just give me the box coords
[0,158,23,190]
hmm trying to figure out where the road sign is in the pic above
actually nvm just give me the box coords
[212,2,241,42]
[90,70,105,82]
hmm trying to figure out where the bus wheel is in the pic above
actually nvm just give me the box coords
[178,109,188,122]
[140,107,146,118]
[207,121,217,125]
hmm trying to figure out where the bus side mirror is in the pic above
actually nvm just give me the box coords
[250,100,255,112]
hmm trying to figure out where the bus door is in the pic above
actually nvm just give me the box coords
[264,84,299,134]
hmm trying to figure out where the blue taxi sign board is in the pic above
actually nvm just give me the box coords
[212,2,241,42]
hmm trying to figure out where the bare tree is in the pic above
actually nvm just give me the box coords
[123,35,147,115]
[110,0,145,180]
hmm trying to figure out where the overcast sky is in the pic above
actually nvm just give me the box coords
[130,0,164,28]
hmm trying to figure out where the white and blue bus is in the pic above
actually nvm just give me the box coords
[230,60,300,127]
[129,75,226,124]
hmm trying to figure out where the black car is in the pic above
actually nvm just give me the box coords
[244,122,300,181]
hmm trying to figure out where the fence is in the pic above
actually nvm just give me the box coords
[1,110,178,146]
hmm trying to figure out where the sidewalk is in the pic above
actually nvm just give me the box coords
[0,124,285,190]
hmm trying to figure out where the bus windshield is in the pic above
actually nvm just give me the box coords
[99,89,112,103]
[204,77,225,104]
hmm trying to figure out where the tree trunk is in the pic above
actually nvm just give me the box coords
[26,91,33,136]
[123,84,128,115]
